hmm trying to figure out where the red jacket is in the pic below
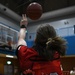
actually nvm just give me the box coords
[17,45,63,75]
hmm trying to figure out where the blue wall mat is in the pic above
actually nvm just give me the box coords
[0,35,75,56]
[26,41,34,48]
[0,48,15,55]
[64,35,75,55]
[26,36,75,55]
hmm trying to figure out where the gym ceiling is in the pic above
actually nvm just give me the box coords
[0,0,75,16]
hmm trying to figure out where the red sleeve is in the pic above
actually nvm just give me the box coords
[17,45,38,71]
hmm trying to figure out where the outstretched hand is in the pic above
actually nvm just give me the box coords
[20,14,28,27]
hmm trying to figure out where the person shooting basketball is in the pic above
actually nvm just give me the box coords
[16,13,67,75]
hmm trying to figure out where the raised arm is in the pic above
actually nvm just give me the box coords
[17,14,28,46]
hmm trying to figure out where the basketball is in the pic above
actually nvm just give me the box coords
[26,2,43,20]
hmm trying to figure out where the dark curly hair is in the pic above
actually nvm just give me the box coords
[33,24,67,60]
